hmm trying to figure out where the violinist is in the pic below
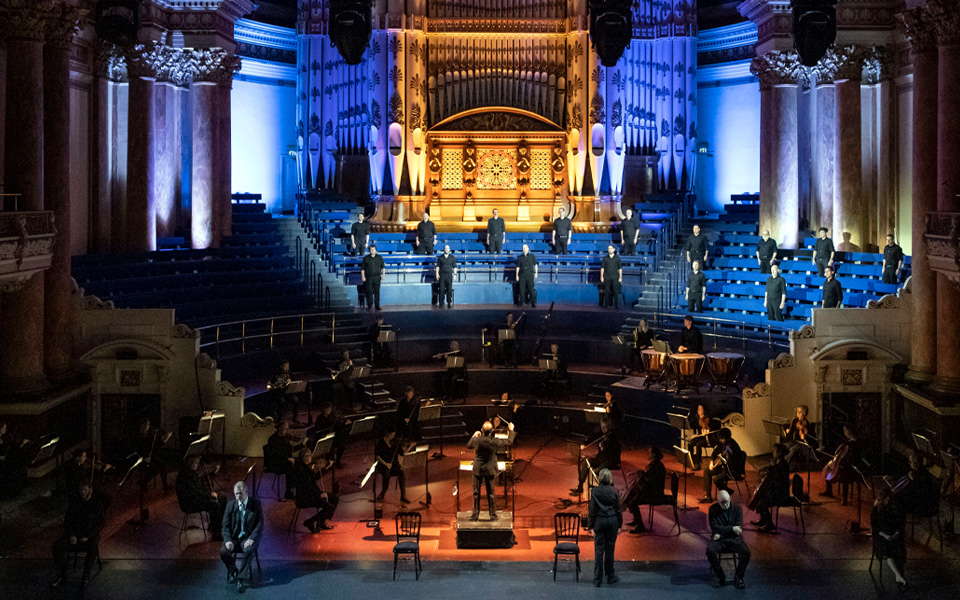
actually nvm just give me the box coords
[570,417,622,497]
[601,390,624,429]
[331,350,355,404]
[64,449,113,504]
[896,451,939,521]
[700,428,744,504]
[821,424,859,506]
[374,429,410,504]
[133,418,178,492]
[175,456,226,539]
[264,421,299,500]
[690,404,713,469]
[307,403,347,468]
[871,485,908,591]
[749,443,790,533]
[289,448,338,532]
[50,483,105,590]
[783,405,810,442]
[624,447,666,534]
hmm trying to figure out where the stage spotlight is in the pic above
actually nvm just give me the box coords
[792,0,837,67]
[95,0,141,48]
[588,0,633,67]
[330,0,373,65]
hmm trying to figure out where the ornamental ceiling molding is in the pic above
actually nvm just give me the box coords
[751,45,888,89]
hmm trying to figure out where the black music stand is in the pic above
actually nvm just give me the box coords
[285,380,309,425]
[848,465,872,535]
[419,401,444,459]
[668,410,697,513]
[400,445,431,506]
[498,328,517,367]
[313,433,336,491]
[376,328,398,371]
[197,410,226,463]
[787,441,821,502]
[183,434,210,462]
[672,445,696,512]
[360,460,382,523]
[913,432,936,458]
[444,356,466,403]
[762,417,788,444]
[119,457,149,525]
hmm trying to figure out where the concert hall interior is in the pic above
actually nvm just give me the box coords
[2,0,960,598]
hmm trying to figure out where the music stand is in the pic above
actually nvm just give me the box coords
[349,415,377,437]
[584,405,607,425]
[376,329,398,371]
[183,434,210,462]
[359,460,382,522]
[913,431,937,458]
[30,436,60,466]
[538,358,557,371]
[498,329,516,341]
[445,356,464,369]
[418,401,444,459]
[400,445,431,506]
[243,463,256,495]
[198,410,226,462]
[787,441,821,502]
[118,457,150,525]
[762,417,788,443]
[672,445,696,512]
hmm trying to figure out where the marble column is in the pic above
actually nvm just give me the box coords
[190,49,239,249]
[931,0,960,395]
[217,80,233,243]
[154,81,181,240]
[43,7,80,379]
[900,8,940,385]
[125,44,164,253]
[0,8,47,392]
[92,47,128,253]
[834,74,864,251]
[813,83,836,231]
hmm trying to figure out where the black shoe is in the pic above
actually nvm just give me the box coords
[734,577,745,589]
[593,580,602,587]
[489,513,498,520]
[447,304,453,309]
[470,512,480,521]
[712,575,726,588]
[237,580,245,593]
[400,497,410,504]
[607,576,619,584]
[227,569,238,583]
[699,497,713,504]
[570,488,582,496]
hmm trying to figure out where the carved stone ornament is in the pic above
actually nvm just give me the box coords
[0,0,58,42]
[897,7,938,53]
[815,45,868,84]
[860,47,891,85]
[742,382,770,400]
[43,1,85,46]
[80,294,115,310]
[589,93,606,124]
[173,323,198,339]
[190,47,242,85]
[750,50,804,89]
[772,352,796,369]
[388,92,404,125]
[219,380,243,398]
[927,0,960,46]
[790,325,817,340]
[867,293,903,309]
[97,43,128,82]
[570,103,584,130]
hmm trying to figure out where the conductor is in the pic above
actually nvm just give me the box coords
[466,420,514,521]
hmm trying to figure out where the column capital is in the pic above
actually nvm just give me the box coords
[750,50,802,89]
[189,47,241,85]
[927,0,960,47]
[126,41,173,80]
[42,1,86,48]
[96,43,128,82]
[815,45,870,84]
[898,6,938,53]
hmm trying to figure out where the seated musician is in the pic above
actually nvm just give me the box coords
[600,390,624,429]
[374,429,410,504]
[51,483,105,589]
[898,451,940,519]
[570,417,621,496]
[676,315,704,354]
[436,340,467,400]
[396,385,421,440]
[624,447,667,534]
[872,486,908,591]
[542,343,569,378]
[368,318,392,366]
[498,312,521,367]
[783,405,810,442]
[700,428,745,504]
[264,421,298,500]
[267,360,298,423]
[220,482,263,593]
[175,456,226,538]
[331,350,355,404]
[632,320,656,370]
[132,418,178,492]
[289,448,338,532]
[706,489,750,589]
[821,424,859,506]
[64,448,113,503]
[749,443,790,533]
[307,403,348,467]
[690,404,713,469]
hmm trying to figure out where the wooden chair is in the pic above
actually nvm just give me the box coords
[552,512,581,581]
[646,472,681,535]
[393,511,422,580]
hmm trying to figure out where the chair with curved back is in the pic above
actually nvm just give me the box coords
[552,512,581,581]
[393,511,422,580]
[645,471,681,535]
[261,443,288,500]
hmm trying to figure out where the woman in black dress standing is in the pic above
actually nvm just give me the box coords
[871,486,908,590]
[588,468,622,586]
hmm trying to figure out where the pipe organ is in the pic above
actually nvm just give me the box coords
[296,0,697,225]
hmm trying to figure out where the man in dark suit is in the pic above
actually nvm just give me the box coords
[706,490,750,589]
[466,420,514,520]
[220,481,263,592]
[361,245,386,310]
[821,265,843,308]
[487,208,506,253]
[175,456,226,538]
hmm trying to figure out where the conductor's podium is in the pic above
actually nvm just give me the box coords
[455,459,516,548]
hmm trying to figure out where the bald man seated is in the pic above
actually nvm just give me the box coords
[706,490,750,589]
[220,482,263,593]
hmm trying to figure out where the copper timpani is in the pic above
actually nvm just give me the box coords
[641,349,668,374]
[670,353,705,377]
[706,352,745,390]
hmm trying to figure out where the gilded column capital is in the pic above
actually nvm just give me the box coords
[750,50,802,89]
[189,48,242,85]
[0,0,59,42]
[898,6,938,53]
[927,0,960,47]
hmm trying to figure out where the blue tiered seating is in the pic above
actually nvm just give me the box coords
[672,196,910,328]
[74,201,316,325]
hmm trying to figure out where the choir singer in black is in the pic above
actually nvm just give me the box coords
[466,420,514,520]
[552,206,572,254]
[821,265,843,308]
[755,230,778,274]
[600,245,622,309]
[361,246,385,311]
[435,244,458,308]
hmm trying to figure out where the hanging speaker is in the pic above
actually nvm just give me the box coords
[588,0,632,68]
[792,0,838,67]
[330,0,373,65]
[95,0,141,48]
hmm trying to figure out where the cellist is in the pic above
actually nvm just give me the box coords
[821,424,860,506]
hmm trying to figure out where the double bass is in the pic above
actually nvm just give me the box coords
[823,442,851,482]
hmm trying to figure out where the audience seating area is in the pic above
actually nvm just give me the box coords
[74,202,315,325]
[672,197,910,327]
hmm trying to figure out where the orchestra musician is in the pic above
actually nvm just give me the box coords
[435,340,467,400]
[396,385,421,440]
[307,403,348,467]
[368,318,392,366]
[289,448,338,532]
[0,422,31,498]
[51,483,105,590]
[624,447,666,534]
[267,360,297,423]
[175,456,226,539]
[132,418,178,492]
[374,429,410,504]
[467,420,515,520]
[872,485,908,591]
[600,390,624,429]
[676,315,704,354]
[821,424,859,506]
[220,482,263,593]
[264,421,299,500]
[690,404,714,469]
[498,312,522,367]
[783,405,810,441]
[748,443,790,533]
[64,448,113,502]
[706,489,750,589]
[631,319,656,371]
[331,350,355,405]
[895,451,940,522]
[700,428,745,504]
[571,417,621,497]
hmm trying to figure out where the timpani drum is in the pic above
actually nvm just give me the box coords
[641,349,667,374]
[706,352,745,390]
[669,353,705,391]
